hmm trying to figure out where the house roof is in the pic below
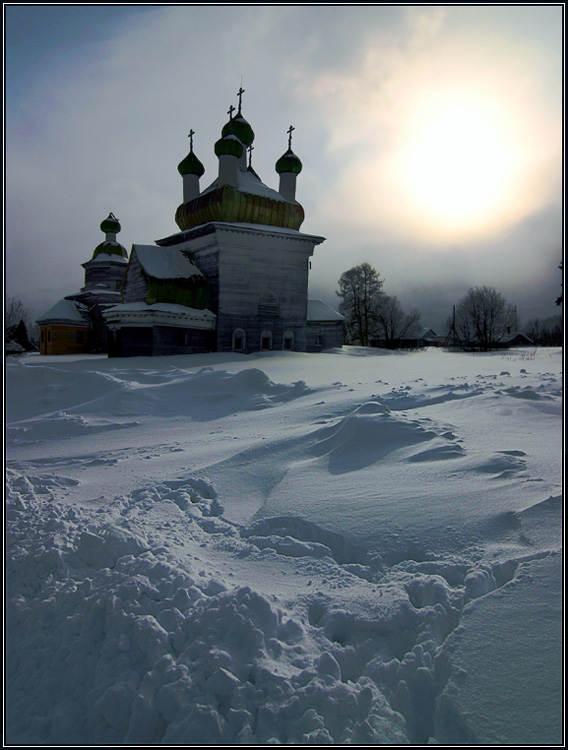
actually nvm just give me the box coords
[36,298,91,326]
[307,299,345,322]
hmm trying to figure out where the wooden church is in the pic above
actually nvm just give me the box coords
[37,91,344,357]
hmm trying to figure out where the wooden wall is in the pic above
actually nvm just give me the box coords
[39,325,90,355]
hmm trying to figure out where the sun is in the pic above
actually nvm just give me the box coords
[391,92,524,236]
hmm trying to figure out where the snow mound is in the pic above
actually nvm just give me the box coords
[310,401,439,473]
[243,516,374,569]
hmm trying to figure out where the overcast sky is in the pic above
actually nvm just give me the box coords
[5,5,563,332]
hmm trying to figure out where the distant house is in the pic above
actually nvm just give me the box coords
[502,332,534,347]
[37,299,92,356]
[372,327,443,349]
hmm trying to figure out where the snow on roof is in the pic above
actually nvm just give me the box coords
[105,302,215,317]
[89,253,128,264]
[418,327,439,339]
[201,168,287,203]
[133,245,204,280]
[102,301,216,330]
[36,298,90,325]
[307,299,345,322]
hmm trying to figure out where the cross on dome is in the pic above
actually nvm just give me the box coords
[287,125,295,150]
[227,104,235,120]
[237,86,245,114]
[188,129,195,150]
[247,144,254,167]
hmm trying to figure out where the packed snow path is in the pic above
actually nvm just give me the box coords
[5,347,562,744]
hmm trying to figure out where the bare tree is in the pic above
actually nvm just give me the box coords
[337,263,384,346]
[5,296,37,351]
[523,315,562,346]
[455,286,515,351]
[375,294,422,348]
[5,296,32,331]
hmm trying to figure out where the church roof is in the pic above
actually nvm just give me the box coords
[103,302,216,330]
[133,245,205,280]
[175,100,305,232]
[91,241,128,260]
[202,167,287,202]
[175,184,304,232]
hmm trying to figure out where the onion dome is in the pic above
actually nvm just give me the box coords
[92,212,128,259]
[214,134,244,158]
[221,114,254,147]
[92,241,128,259]
[276,148,303,175]
[178,149,205,177]
[100,212,121,234]
[175,184,305,232]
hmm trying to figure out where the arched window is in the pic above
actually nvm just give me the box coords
[260,330,273,350]
[258,292,279,317]
[232,328,246,352]
[282,331,294,350]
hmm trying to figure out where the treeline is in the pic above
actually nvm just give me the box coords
[337,264,563,351]
[522,316,563,346]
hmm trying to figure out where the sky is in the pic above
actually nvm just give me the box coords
[5,5,564,333]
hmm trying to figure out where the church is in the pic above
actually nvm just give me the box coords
[37,91,344,357]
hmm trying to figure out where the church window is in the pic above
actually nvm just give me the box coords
[283,331,294,350]
[76,331,84,344]
[258,293,279,317]
[232,329,246,352]
[261,331,273,350]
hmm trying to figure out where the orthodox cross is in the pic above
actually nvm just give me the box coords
[287,124,295,150]
[227,104,235,120]
[237,86,245,114]
[247,144,254,168]
[187,129,195,151]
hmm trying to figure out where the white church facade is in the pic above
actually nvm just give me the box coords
[37,92,344,357]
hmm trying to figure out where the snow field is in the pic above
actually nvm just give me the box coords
[5,347,563,744]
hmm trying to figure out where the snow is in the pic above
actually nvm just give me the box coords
[5,346,563,744]
[201,167,287,202]
[102,302,216,329]
[36,298,91,325]
[133,244,204,280]
[307,298,345,322]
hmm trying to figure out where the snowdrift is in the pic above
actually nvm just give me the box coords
[5,348,563,744]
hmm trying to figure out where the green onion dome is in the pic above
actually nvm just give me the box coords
[92,241,128,259]
[178,149,205,177]
[275,149,303,175]
[100,212,121,234]
[221,114,254,147]
[175,184,304,232]
[214,134,244,158]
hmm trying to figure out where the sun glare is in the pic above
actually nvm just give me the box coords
[390,92,527,237]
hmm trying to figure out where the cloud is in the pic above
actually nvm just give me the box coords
[5,6,562,328]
